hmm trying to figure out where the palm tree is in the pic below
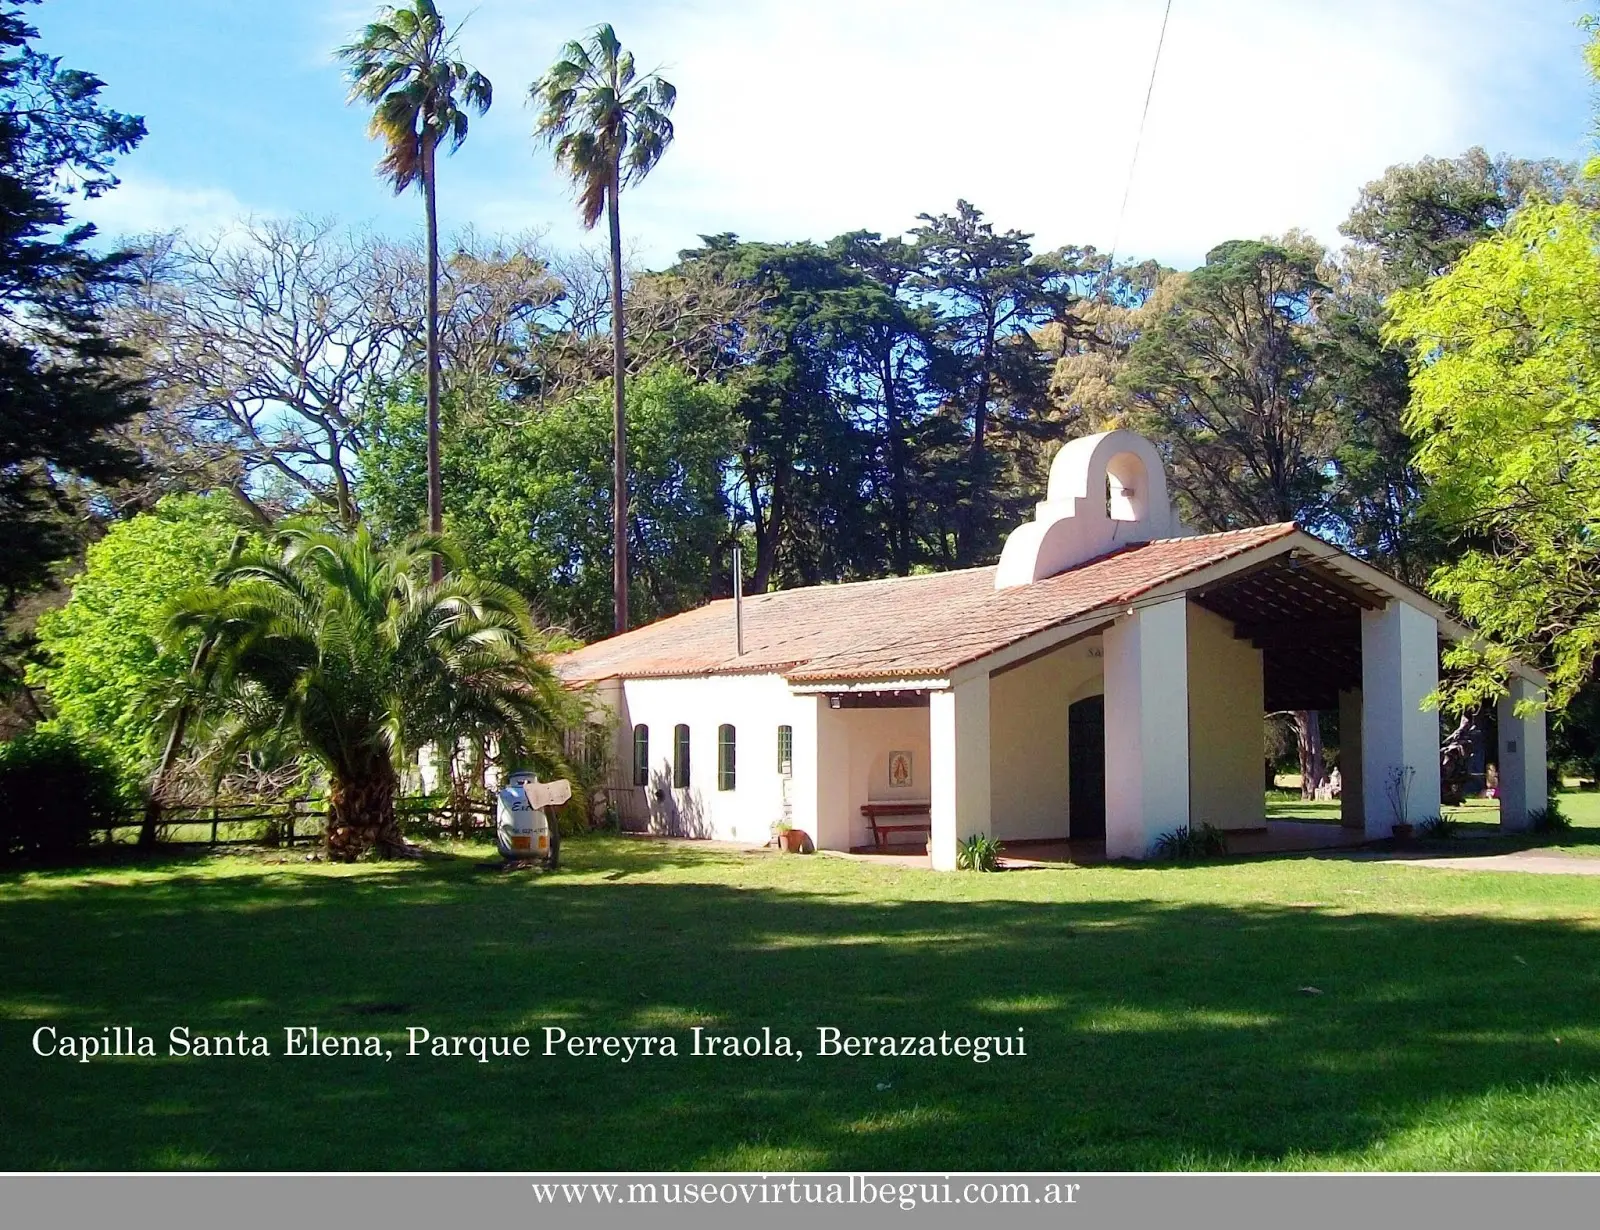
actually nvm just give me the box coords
[168,526,578,862]
[531,25,675,635]
[339,2,491,578]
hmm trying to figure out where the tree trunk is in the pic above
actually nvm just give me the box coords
[883,354,912,574]
[325,766,403,862]
[424,138,444,584]
[139,535,246,847]
[1295,710,1326,801]
[607,169,629,635]
[958,332,996,565]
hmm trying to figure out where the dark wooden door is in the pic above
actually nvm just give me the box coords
[1069,694,1106,839]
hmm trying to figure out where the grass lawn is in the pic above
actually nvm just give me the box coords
[1266,788,1600,854]
[6,830,1600,1171]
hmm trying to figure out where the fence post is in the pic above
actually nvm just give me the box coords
[287,800,296,846]
[210,803,219,846]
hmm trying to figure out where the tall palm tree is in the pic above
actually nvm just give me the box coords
[531,25,675,635]
[168,526,578,862]
[339,2,491,578]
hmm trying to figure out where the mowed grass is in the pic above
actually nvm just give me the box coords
[5,827,1600,1171]
[1265,788,1600,854]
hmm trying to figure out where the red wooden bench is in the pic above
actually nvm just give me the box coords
[861,801,932,851]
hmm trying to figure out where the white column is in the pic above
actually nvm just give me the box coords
[792,696,851,851]
[1103,597,1189,859]
[1360,601,1441,837]
[930,675,991,871]
[1498,676,1548,832]
[1338,687,1364,830]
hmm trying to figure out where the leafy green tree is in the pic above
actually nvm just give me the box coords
[1340,147,1578,290]
[0,0,148,606]
[339,0,492,563]
[1322,149,1582,589]
[909,200,1070,562]
[1121,237,1337,794]
[1316,277,1444,589]
[361,366,737,638]
[1121,238,1334,531]
[665,235,881,590]
[169,526,578,861]
[823,231,942,575]
[0,726,127,861]
[28,494,256,782]
[1386,199,1600,711]
[532,23,676,633]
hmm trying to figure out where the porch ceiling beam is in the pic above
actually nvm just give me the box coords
[1236,618,1362,644]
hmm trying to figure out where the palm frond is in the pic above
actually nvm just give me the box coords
[338,0,491,195]
[174,524,580,799]
[530,23,675,230]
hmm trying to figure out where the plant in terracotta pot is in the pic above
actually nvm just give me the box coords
[1385,765,1417,844]
[771,819,808,853]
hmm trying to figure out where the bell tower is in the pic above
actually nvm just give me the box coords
[994,429,1189,589]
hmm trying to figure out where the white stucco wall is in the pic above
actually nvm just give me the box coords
[1498,676,1549,832]
[1185,602,1265,831]
[988,637,1103,840]
[836,706,933,849]
[1360,600,1442,837]
[612,675,810,843]
[1103,597,1190,859]
[607,676,933,852]
[930,675,991,871]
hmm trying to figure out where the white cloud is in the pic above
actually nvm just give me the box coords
[78,174,262,242]
[444,0,1592,268]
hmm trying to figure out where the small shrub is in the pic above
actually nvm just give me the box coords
[1418,814,1457,839]
[0,728,130,862]
[956,833,1004,871]
[1151,822,1228,861]
[1530,797,1570,833]
[555,801,587,839]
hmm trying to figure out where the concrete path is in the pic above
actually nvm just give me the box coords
[1369,850,1600,876]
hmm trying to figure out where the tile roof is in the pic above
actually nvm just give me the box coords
[554,523,1300,686]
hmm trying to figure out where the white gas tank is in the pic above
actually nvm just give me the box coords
[496,769,572,861]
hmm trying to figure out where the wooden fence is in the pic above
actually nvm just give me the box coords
[94,797,497,847]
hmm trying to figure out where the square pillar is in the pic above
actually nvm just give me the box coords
[930,675,991,871]
[1338,687,1364,830]
[1360,601,1441,837]
[1498,677,1548,832]
[1103,597,1189,859]
[792,696,851,851]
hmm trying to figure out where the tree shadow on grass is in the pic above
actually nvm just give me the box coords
[4,848,1600,1171]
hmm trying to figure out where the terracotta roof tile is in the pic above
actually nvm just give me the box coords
[555,523,1299,685]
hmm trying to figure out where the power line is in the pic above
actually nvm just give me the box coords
[1106,0,1174,275]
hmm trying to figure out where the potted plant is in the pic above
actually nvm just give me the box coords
[1385,765,1417,846]
[772,819,807,853]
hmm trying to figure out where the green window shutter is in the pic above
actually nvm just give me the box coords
[777,725,793,777]
[673,724,691,789]
[718,724,736,791]
[632,724,649,787]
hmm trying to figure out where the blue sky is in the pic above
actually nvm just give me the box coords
[35,0,1599,270]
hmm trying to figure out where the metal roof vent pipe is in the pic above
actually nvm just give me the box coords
[733,545,745,657]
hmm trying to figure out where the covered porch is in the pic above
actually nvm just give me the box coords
[799,547,1549,868]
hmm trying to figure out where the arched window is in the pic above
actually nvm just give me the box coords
[776,725,793,777]
[632,724,649,787]
[1105,452,1148,522]
[717,724,736,791]
[673,724,691,789]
